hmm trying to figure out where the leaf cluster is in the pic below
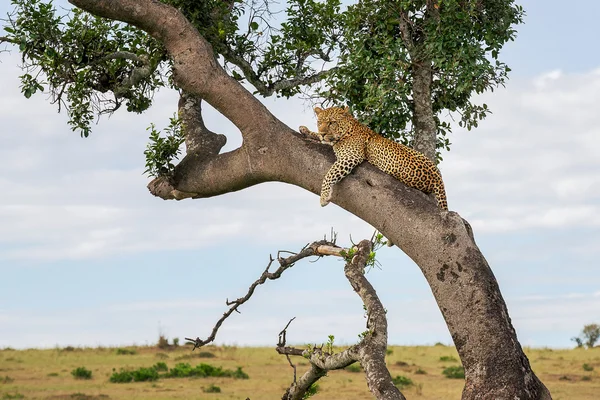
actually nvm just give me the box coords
[5,0,167,137]
[323,0,524,160]
[144,115,184,177]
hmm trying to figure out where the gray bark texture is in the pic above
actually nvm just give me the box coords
[278,240,405,400]
[68,1,552,399]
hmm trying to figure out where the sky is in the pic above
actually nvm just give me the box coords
[0,0,599,350]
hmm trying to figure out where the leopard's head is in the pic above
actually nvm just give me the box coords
[314,106,351,135]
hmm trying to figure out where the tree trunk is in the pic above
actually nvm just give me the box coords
[69,1,552,398]
[411,60,437,162]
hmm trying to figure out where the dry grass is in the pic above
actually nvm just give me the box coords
[0,344,598,399]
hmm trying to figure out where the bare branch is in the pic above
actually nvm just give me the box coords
[185,240,341,349]
[0,36,16,44]
[221,46,337,96]
[277,239,405,400]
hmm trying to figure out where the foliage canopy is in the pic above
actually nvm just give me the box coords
[3,0,523,160]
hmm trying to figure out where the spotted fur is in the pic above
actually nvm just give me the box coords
[299,106,448,210]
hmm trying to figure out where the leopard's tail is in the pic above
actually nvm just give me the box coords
[434,180,448,211]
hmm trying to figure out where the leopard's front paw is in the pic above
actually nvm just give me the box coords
[299,126,310,135]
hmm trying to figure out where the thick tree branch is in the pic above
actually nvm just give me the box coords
[177,92,226,156]
[69,0,278,138]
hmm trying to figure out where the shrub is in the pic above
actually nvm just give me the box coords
[392,375,413,389]
[165,363,249,379]
[395,360,408,367]
[198,351,215,358]
[71,367,92,380]
[109,369,134,383]
[115,348,137,355]
[132,367,159,382]
[442,366,465,379]
[155,352,169,359]
[415,368,427,375]
[1,376,14,384]
[203,384,221,393]
[559,375,570,381]
[582,376,592,381]
[231,367,249,379]
[345,363,361,373]
[47,372,59,377]
[154,362,168,372]
[386,349,394,355]
[583,363,594,372]
[173,338,180,347]
[157,335,170,350]
[439,356,458,362]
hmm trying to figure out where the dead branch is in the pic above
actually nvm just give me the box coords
[277,239,405,400]
[185,240,342,349]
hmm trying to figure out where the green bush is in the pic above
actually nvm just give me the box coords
[392,375,413,389]
[582,376,592,381]
[345,363,361,373]
[132,367,159,382]
[109,369,134,383]
[230,367,249,379]
[71,367,92,380]
[110,364,162,383]
[154,362,168,372]
[439,356,458,362]
[415,368,427,375]
[583,363,594,372]
[115,348,137,355]
[164,363,249,379]
[203,384,221,393]
[1,375,14,384]
[442,366,465,379]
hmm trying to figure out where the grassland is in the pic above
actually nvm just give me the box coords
[1,344,598,399]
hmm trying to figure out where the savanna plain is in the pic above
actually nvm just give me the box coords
[1,343,598,400]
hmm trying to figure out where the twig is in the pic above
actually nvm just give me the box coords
[185,240,342,349]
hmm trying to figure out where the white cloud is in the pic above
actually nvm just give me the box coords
[444,68,600,233]
[2,64,600,259]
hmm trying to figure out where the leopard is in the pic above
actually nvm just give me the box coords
[299,106,448,210]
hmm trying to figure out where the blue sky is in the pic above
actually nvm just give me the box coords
[0,0,599,349]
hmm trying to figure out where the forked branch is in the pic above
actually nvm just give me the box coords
[277,239,405,400]
[184,240,342,349]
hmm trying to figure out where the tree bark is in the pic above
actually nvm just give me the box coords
[411,59,437,162]
[68,1,552,398]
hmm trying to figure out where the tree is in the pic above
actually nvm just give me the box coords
[2,0,551,399]
[572,324,600,349]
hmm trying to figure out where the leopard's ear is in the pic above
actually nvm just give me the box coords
[314,107,323,115]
